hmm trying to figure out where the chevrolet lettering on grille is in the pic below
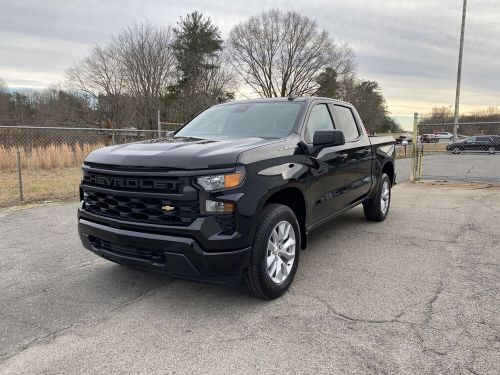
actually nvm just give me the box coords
[84,174,181,191]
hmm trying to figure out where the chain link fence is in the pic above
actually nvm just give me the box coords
[0,124,182,207]
[2,120,500,208]
[410,121,500,183]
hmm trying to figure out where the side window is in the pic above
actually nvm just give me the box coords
[477,136,491,142]
[466,137,476,142]
[334,105,360,142]
[305,104,334,143]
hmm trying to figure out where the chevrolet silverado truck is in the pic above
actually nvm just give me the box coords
[78,97,395,299]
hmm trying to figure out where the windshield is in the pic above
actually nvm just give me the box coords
[175,102,303,140]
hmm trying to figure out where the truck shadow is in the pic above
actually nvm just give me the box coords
[106,206,371,304]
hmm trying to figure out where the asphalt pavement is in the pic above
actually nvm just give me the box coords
[1,183,499,374]
[396,153,500,183]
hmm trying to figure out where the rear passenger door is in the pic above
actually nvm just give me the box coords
[475,136,492,152]
[330,104,373,208]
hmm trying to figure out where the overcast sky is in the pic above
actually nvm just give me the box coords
[1,0,499,128]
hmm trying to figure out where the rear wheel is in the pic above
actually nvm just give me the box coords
[243,204,300,299]
[363,173,391,222]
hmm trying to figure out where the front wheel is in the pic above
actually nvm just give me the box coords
[488,147,496,154]
[363,173,391,222]
[453,147,461,154]
[243,204,300,299]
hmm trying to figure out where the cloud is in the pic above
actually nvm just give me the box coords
[0,0,498,127]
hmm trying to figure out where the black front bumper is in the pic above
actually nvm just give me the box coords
[78,217,251,284]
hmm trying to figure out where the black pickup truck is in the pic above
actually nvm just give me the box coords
[78,97,395,299]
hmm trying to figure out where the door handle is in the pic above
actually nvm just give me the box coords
[356,149,371,156]
[317,152,348,162]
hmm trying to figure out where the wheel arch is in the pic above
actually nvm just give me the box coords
[381,160,395,186]
[258,184,308,250]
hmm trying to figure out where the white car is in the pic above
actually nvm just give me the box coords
[434,132,453,140]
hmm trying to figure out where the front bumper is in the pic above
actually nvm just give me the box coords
[78,217,251,284]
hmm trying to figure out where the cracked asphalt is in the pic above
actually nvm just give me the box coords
[1,182,499,374]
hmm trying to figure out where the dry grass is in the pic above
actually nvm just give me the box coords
[0,143,105,171]
[0,143,105,207]
[0,167,83,208]
[395,142,448,159]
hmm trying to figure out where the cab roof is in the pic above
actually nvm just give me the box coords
[216,96,353,107]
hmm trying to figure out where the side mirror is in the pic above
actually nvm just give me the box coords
[313,129,345,147]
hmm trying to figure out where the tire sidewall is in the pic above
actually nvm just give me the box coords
[255,206,300,298]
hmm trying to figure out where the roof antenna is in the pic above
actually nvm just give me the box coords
[287,93,297,101]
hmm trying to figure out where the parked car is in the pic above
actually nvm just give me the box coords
[77,97,396,299]
[396,133,413,144]
[434,132,453,140]
[446,135,500,154]
[420,134,439,143]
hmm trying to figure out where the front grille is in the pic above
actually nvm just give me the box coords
[81,167,236,234]
[83,191,199,226]
[88,236,164,264]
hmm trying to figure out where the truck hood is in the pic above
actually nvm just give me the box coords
[85,137,279,170]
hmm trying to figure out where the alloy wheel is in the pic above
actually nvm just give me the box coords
[266,221,296,284]
[380,180,390,215]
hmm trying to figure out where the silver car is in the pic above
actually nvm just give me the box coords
[434,132,453,140]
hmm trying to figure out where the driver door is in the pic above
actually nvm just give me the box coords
[305,103,349,224]
[462,137,476,151]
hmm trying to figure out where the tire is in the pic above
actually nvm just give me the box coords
[453,147,461,154]
[363,173,391,222]
[488,147,495,154]
[243,204,300,299]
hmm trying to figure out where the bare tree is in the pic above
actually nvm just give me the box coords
[115,23,175,129]
[67,44,128,127]
[0,78,10,124]
[228,9,355,97]
[66,23,175,130]
[202,51,235,99]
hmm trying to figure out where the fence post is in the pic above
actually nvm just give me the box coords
[112,128,115,145]
[410,112,419,181]
[418,145,423,180]
[157,109,161,138]
[16,148,24,203]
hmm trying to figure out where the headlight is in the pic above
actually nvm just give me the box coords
[197,169,245,191]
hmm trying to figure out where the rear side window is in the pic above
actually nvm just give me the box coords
[477,136,491,142]
[334,105,360,142]
[305,104,334,143]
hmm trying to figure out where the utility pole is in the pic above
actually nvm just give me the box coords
[411,112,419,182]
[453,0,467,142]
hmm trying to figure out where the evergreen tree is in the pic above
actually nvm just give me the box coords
[172,11,223,90]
